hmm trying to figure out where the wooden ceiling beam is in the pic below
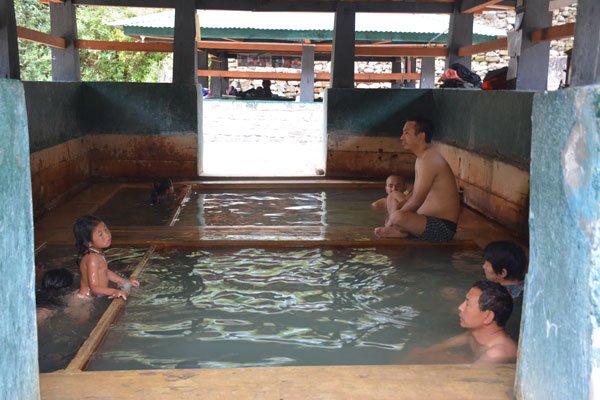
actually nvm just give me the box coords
[458,37,507,56]
[460,0,505,13]
[530,22,575,43]
[69,0,456,13]
[16,26,66,48]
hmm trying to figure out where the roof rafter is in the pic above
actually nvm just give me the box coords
[69,0,457,13]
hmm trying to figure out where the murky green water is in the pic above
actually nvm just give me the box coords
[87,246,487,370]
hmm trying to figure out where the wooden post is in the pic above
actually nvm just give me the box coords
[300,44,315,102]
[404,57,417,88]
[197,50,208,88]
[50,0,80,81]
[420,57,436,88]
[446,11,473,69]
[570,0,600,86]
[330,2,356,88]
[173,0,198,84]
[515,0,552,90]
[209,53,227,98]
[0,0,19,79]
[391,58,403,88]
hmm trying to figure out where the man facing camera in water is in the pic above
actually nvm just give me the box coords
[374,119,460,242]
[409,281,517,364]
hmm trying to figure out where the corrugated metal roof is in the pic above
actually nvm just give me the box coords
[110,10,505,38]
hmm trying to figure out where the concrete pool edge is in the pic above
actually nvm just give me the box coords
[40,364,516,399]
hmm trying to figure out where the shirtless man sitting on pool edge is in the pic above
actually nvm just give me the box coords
[374,119,460,242]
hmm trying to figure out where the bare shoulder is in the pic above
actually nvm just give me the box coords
[477,337,517,364]
[81,253,105,269]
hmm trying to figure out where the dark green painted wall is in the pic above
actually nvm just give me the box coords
[326,89,433,136]
[24,82,200,153]
[326,88,534,169]
[433,90,534,169]
[0,80,40,400]
[23,81,83,153]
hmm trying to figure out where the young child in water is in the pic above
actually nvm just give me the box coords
[371,174,412,211]
[150,177,175,205]
[73,215,139,300]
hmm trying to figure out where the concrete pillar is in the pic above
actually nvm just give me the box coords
[0,0,19,79]
[420,57,436,88]
[330,2,355,88]
[173,0,198,84]
[570,0,600,86]
[197,50,208,88]
[50,0,80,81]
[515,0,552,90]
[391,58,403,88]
[516,85,600,399]
[0,80,40,400]
[446,11,473,69]
[300,44,315,102]
[209,53,227,98]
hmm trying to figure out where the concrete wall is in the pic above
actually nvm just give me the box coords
[324,88,533,235]
[23,82,201,216]
[516,85,600,399]
[0,80,40,399]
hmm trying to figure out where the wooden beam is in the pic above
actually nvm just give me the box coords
[75,39,173,51]
[16,26,66,48]
[66,246,156,372]
[69,0,456,13]
[461,0,505,13]
[530,22,575,43]
[458,37,507,56]
[198,69,420,82]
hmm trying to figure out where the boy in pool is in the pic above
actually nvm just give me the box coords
[408,281,517,364]
[372,174,412,212]
[150,177,192,206]
[37,268,93,325]
[73,215,139,300]
[482,241,527,298]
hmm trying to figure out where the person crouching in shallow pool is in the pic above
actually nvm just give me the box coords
[150,177,174,205]
[37,268,93,325]
[73,215,139,300]
[371,174,412,212]
[482,240,527,298]
[408,281,516,364]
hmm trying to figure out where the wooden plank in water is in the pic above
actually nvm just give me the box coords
[40,364,515,400]
[65,246,156,372]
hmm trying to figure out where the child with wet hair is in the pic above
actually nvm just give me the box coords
[36,268,74,324]
[150,177,174,205]
[372,174,412,211]
[73,215,139,300]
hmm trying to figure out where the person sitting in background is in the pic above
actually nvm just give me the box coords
[408,281,517,364]
[371,174,412,212]
[150,177,174,205]
[482,240,527,298]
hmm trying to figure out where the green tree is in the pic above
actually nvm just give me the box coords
[14,0,169,82]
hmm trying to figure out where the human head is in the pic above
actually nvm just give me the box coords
[262,79,271,89]
[483,241,527,282]
[458,280,513,329]
[73,215,111,261]
[151,177,174,204]
[403,119,433,144]
[385,175,406,194]
[41,268,74,290]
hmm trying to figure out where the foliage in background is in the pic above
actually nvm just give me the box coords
[14,0,169,82]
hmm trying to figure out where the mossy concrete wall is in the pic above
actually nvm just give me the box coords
[0,80,40,399]
[516,85,600,399]
[325,88,533,234]
[23,82,201,215]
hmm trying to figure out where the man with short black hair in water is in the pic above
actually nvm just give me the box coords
[482,240,527,298]
[409,281,517,364]
[374,119,460,242]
